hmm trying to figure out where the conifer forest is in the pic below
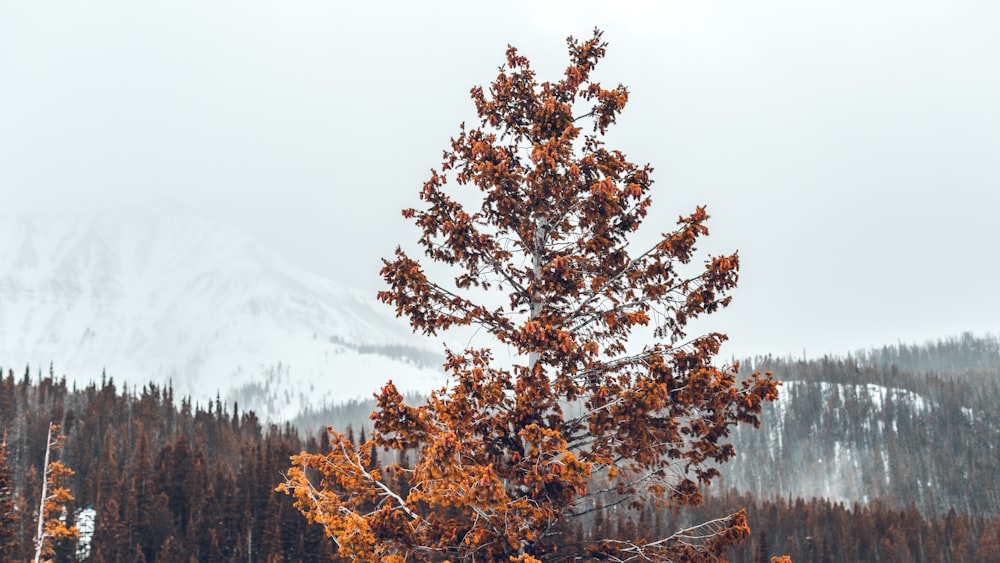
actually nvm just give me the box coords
[1,334,998,561]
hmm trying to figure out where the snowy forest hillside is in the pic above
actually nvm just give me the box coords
[724,333,1000,517]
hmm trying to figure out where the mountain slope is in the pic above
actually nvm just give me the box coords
[722,338,1000,516]
[0,205,446,419]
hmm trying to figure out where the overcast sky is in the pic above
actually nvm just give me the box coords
[2,1,998,360]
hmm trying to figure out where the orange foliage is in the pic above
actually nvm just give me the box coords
[33,424,79,563]
[281,29,778,562]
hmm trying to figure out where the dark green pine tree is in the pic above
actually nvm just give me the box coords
[206,528,224,563]
[259,493,284,560]
[974,521,1000,563]
[205,462,239,562]
[157,434,193,535]
[302,510,336,563]
[183,444,209,546]
[132,542,148,563]
[240,443,269,560]
[91,497,127,563]
[0,431,18,554]
[133,434,173,561]
[155,534,188,562]
[754,529,772,563]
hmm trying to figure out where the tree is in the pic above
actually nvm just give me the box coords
[32,423,79,563]
[280,29,778,562]
[974,521,1000,563]
[0,431,18,554]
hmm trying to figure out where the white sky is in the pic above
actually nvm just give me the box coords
[2,1,998,360]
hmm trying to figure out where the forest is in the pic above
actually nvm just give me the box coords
[1,334,998,561]
[724,334,1000,519]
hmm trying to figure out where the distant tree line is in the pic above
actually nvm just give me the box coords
[326,335,442,369]
[691,490,1000,562]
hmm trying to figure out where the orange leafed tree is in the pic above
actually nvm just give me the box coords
[281,29,779,562]
[33,423,79,563]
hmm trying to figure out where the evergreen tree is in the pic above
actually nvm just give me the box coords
[155,534,187,562]
[91,497,127,563]
[0,431,18,554]
[974,522,1000,563]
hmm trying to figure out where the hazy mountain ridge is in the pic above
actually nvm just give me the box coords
[0,206,446,419]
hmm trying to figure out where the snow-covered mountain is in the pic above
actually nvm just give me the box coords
[0,204,446,420]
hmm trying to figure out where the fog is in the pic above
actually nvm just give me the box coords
[2,0,998,359]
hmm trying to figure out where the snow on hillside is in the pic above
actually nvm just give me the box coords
[756,380,931,501]
[0,205,447,419]
[724,376,1000,515]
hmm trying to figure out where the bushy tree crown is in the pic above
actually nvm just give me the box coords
[281,29,778,563]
